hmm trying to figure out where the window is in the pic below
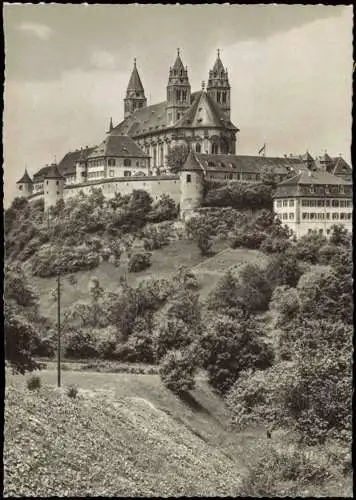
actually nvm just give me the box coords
[283,200,288,207]
[222,92,226,103]
[46,180,49,185]
[56,191,60,195]
[195,143,201,153]
[236,173,241,180]
[212,144,218,154]
[346,213,352,220]
[109,170,114,177]
[56,180,59,185]
[302,199,309,207]
[277,200,282,208]
[310,213,315,220]
[326,213,330,220]
[308,229,313,233]
[319,229,323,235]
[282,213,288,220]
[340,213,345,220]
[325,199,330,207]
[108,159,116,166]
[217,92,221,103]
[124,159,131,167]
[124,171,131,177]
[19,185,23,190]
[302,213,309,220]
[332,200,339,207]
[289,213,294,220]
[186,174,191,183]
[136,161,139,167]
[289,200,294,207]
[332,213,339,220]
[317,200,324,207]
[177,113,180,120]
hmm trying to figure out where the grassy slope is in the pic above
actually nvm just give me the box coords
[31,239,269,319]
[5,370,266,497]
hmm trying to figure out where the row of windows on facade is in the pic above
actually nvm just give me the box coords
[89,159,142,167]
[301,185,348,194]
[208,172,261,181]
[276,198,352,208]
[301,212,352,220]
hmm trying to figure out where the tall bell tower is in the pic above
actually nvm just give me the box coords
[124,59,147,118]
[166,49,191,126]
[207,49,231,118]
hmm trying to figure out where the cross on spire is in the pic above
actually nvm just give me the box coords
[134,57,136,66]
[217,48,220,58]
[177,48,180,56]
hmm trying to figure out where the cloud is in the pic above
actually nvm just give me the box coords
[90,50,116,70]
[18,22,53,40]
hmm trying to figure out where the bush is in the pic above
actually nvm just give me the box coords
[27,374,41,391]
[159,349,197,394]
[65,330,99,359]
[240,443,334,497]
[200,315,274,394]
[128,252,151,272]
[265,253,303,289]
[66,385,79,399]
[259,236,291,254]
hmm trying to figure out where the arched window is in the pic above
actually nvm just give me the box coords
[195,143,201,153]
[222,92,226,103]
[212,143,218,154]
[124,159,131,166]
[217,92,221,103]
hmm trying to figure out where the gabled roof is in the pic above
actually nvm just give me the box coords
[127,60,145,93]
[112,91,201,137]
[195,153,307,174]
[277,169,351,186]
[332,156,352,175]
[87,135,148,159]
[174,91,238,131]
[57,147,96,177]
[16,169,32,184]
[44,163,64,179]
[180,150,204,172]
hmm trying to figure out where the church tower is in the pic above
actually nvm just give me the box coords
[124,59,147,118]
[207,49,231,118]
[166,49,191,126]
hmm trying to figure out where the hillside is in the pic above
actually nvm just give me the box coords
[30,240,269,319]
[5,370,258,497]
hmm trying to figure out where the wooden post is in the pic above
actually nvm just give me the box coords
[57,273,61,387]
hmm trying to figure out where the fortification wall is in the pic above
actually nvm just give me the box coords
[27,175,181,205]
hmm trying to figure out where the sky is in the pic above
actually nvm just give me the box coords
[3,4,353,206]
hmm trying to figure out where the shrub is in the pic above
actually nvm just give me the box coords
[259,236,291,254]
[159,349,197,394]
[265,253,303,289]
[197,229,212,256]
[65,330,99,359]
[27,374,41,391]
[128,252,151,272]
[240,443,333,497]
[200,314,274,394]
[66,385,79,399]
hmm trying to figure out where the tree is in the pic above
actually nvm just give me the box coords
[200,314,274,394]
[197,228,212,256]
[265,253,303,289]
[166,144,189,172]
[329,224,351,247]
[159,348,198,394]
[4,302,42,374]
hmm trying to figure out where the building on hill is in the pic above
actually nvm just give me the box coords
[16,169,33,197]
[272,169,352,238]
[111,50,239,174]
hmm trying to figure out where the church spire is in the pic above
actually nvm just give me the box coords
[207,49,231,118]
[124,58,147,118]
[166,49,191,126]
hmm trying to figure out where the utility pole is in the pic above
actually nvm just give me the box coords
[57,273,61,387]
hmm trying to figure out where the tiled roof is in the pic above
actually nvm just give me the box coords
[127,61,145,92]
[57,147,96,177]
[33,165,51,182]
[87,135,148,159]
[195,153,308,174]
[181,151,204,172]
[278,169,351,186]
[174,91,237,130]
[44,163,64,179]
[111,90,238,137]
[16,169,32,184]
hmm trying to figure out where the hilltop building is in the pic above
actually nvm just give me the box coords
[273,170,352,238]
[15,49,352,237]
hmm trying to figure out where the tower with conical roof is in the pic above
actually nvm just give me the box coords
[16,168,33,198]
[207,49,231,118]
[179,150,204,220]
[166,49,191,126]
[44,162,65,210]
[124,59,147,118]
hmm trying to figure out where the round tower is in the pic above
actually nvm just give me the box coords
[44,162,65,211]
[16,168,33,198]
[179,150,204,220]
[76,148,87,184]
